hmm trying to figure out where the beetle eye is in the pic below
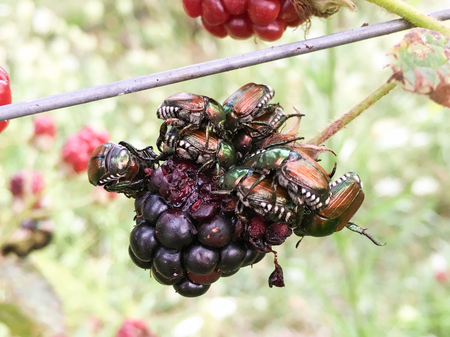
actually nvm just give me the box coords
[115,149,130,171]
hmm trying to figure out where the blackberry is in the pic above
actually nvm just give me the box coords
[173,278,210,298]
[129,219,159,262]
[152,246,184,280]
[217,241,247,273]
[187,269,221,285]
[183,243,219,275]
[126,158,285,297]
[128,246,153,270]
[197,214,233,248]
[155,210,196,250]
[139,193,169,225]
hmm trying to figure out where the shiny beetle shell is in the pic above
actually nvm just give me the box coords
[88,142,138,186]
[223,83,275,123]
[276,148,331,210]
[236,173,302,225]
[294,172,364,237]
[157,92,227,134]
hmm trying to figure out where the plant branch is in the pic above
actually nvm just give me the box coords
[307,80,398,145]
[365,0,450,37]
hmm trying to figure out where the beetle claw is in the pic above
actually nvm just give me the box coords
[346,222,385,246]
[295,236,304,248]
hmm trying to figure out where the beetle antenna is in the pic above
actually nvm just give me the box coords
[346,222,386,246]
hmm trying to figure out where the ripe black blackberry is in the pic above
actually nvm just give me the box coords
[126,158,297,297]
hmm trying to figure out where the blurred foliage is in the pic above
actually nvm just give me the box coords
[0,0,450,336]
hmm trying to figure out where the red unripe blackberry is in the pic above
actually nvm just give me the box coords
[248,0,280,26]
[223,0,248,15]
[202,0,231,26]
[225,14,254,40]
[9,169,45,199]
[62,126,110,173]
[33,115,57,138]
[253,19,286,42]
[187,269,221,285]
[182,0,202,17]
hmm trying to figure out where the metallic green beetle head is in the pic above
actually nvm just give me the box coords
[88,142,138,187]
[217,140,237,169]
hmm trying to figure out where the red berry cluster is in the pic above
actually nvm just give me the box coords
[115,319,154,337]
[62,126,110,173]
[31,114,57,151]
[0,66,12,134]
[4,170,54,258]
[182,0,302,41]
[9,169,46,200]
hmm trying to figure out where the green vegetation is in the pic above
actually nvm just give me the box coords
[0,0,449,336]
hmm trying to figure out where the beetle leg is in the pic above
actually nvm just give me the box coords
[241,173,266,200]
[262,136,305,149]
[156,122,168,152]
[345,222,385,246]
[328,162,337,179]
[155,148,174,162]
[196,159,214,182]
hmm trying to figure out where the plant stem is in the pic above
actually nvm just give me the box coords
[307,80,398,145]
[365,0,450,37]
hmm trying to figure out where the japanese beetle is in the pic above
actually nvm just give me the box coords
[88,141,158,198]
[294,172,384,246]
[157,127,236,174]
[223,83,275,126]
[157,92,228,140]
[217,167,302,226]
[232,105,304,158]
[243,145,331,210]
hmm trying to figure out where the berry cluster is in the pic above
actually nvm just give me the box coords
[181,0,354,41]
[0,66,12,134]
[129,159,269,297]
[62,126,110,173]
[115,318,155,337]
[31,114,57,151]
[3,170,54,258]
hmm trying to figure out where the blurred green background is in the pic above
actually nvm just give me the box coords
[1,0,450,336]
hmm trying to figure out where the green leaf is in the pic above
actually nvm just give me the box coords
[0,257,65,336]
[388,28,450,108]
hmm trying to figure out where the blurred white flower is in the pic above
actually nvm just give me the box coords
[397,305,419,323]
[173,316,204,337]
[372,119,410,149]
[410,132,430,147]
[430,253,447,271]
[411,176,439,196]
[209,297,237,320]
[32,7,55,35]
[374,177,404,197]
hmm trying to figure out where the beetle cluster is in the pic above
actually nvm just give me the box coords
[88,83,383,297]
